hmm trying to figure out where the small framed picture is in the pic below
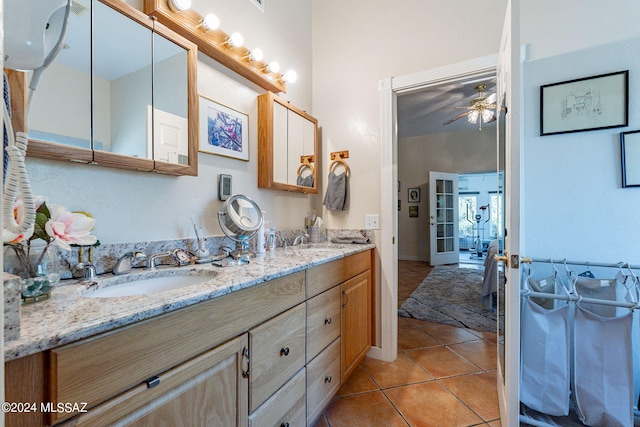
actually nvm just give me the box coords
[409,206,418,217]
[219,174,232,200]
[408,188,420,203]
[199,95,249,161]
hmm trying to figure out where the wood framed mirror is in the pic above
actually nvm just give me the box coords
[7,0,198,176]
[258,92,318,194]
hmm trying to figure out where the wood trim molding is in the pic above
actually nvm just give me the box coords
[144,0,286,94]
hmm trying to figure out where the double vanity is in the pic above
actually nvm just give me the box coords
[5,243,375,427]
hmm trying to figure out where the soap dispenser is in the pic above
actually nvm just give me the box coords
[267,227,277,251]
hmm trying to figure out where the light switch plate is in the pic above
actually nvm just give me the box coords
[365,214,379,230]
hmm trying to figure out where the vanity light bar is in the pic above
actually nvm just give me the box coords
[144,0,291,94]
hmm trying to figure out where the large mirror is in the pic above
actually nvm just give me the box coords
[14,0,197,175]
[258,92,318,194]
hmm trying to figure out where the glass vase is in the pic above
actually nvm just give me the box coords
[4,244,61,303]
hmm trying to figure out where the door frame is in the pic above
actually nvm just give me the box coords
[376,54,497,365]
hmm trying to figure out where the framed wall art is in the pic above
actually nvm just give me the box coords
[199,96,249,161]
[540,70,628,136]
[621,130,640,188]
[408,187,420,203]
[409,205,418,218]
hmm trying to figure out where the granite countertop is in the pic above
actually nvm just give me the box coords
[5,243,375,361]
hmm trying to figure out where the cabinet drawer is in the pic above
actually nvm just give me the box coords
[307,338,341,426]
[306,286,341,362]
[250,303,306,412]
[60,335,249,427]
[49,271,305,423]
[249,368,306,427]
[306,250,371,298]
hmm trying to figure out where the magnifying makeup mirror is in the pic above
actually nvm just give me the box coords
[218,194,264,260]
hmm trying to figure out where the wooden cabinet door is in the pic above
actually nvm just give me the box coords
[341,270,372,381]
[64,335,249,427]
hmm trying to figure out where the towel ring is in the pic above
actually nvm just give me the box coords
[297,162,314,177]
[329,159,350,176]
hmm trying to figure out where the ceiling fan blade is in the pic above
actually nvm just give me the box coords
[443,111,470,125]
[485,93,497,104]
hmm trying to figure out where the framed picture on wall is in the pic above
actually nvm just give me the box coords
[408,188,420,203]
[540,70,629,136]
[409,206,418,217]
[621,130,640,187]
[199,95,249,161]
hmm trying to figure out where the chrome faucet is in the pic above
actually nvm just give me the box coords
[113,251,147,275]
[292,233,310,247]
[147,251,173,269]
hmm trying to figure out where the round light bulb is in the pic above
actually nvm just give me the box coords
[248,48,264,62]
[227,32,244,48]
[266,61,280,74]
[202,14,220,32]
[283,70,297,83]
[169,0,191,12]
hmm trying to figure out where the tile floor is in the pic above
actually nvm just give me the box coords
[312,260,502,427]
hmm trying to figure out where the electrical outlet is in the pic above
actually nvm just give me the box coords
[365,214,379,230]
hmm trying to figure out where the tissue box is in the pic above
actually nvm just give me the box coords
[4,274,21,341]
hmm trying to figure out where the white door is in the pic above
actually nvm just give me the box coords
[496,0,521,424]
[428,171,459,266]
[147,106,189,165]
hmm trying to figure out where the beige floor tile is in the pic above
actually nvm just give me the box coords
[450,340,497,371]
[385,381,483,427]
[488,419,502,426]
[415,322,482,345]
[398,325,441,350]
[336,364,378,396]
[406,346,482,378]
[362,353,433,389]
[325,391,409,427]
[439,372,500,421]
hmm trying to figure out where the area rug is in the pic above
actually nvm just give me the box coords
[398,265,503,333]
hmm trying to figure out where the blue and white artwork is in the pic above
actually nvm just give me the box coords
[199,96,249,161]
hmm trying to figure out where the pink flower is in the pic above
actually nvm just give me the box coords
[45,205,97,251]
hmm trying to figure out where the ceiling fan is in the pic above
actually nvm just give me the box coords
[443,84,497,130]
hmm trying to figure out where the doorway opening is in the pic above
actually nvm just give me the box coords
[458,171,502,267]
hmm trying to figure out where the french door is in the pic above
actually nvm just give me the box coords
[428,171,459,266]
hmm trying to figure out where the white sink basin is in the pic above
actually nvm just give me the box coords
[83,270,217,298]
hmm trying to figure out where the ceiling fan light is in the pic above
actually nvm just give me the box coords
[482,109,495,123]
[467,110,479,124]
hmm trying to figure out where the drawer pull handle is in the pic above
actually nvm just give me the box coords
[325,317,332,325]
[242,346,250,378]
[342,290,348,307]
[325,376,332,384]
[281,423,290,427]
[145,376,160,388]
[280,347,290,357]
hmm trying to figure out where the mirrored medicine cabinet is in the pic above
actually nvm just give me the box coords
[258,92,318,194]
[7,0,198,176]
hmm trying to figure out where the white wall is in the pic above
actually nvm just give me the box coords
[519,0,640,263]
[521,0,640,62]
[24,0,314,245]
[397,129,497,261]
[521,37,640,262]
[311,0,508,234]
